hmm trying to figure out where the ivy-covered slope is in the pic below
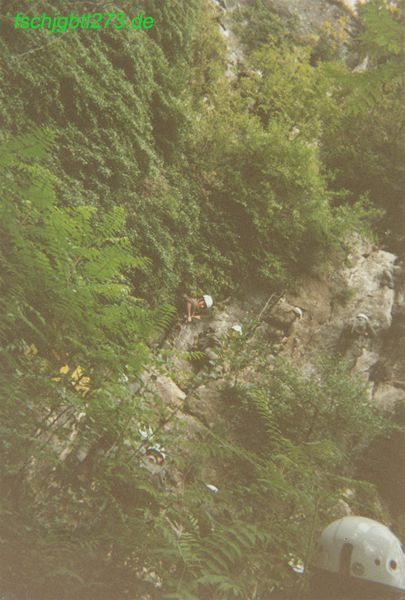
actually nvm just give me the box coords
[0,0,212,300]
[1,0,382,301]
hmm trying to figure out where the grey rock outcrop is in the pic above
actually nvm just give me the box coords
[165,236,401,432]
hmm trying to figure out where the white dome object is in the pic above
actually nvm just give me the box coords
[205,483,219,493]
[147,444,166,460]
[203,294,213,309]
[231,324,243,335]
[312,516,405,592]
[292,307,303,319]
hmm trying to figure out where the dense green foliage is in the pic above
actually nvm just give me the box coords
[236,0,404,246]
[1,0,208,300]
[0,132,177,596]
[0,0,403,598]
[319,0,405,245]
[154,353,390,599]
[0,133,163,374]
[3,0,399,298]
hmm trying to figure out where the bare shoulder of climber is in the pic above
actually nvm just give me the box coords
[183,293,213,323]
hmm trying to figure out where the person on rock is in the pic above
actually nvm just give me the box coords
[266,298,303,344]
[349,313,377,338]
[194,326,222,369]
[183,293,213,323]
[337,312,377,366]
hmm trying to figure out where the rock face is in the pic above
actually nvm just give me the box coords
[166,236,402,430]
[212,0,356,77]
[154,376,186,409]
[281,236,401,406]
[185,380,224,429]
[344,242,395,329]
[266,0,353,32]
[342,0,364,9]
[213,0,244,76]
[373,384,405,412]
[162,237,398,410]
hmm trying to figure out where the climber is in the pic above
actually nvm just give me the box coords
[145,445,165,467]
[184,293,213,323]
[281,306,303,343]
[196,326,222,365]
[310,516,405,599]
[337,312,377,360]
[349,312,377,338]
[266,298,303,344]
[141,444,166,490]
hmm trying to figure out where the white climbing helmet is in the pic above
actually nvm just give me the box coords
[146,444,166,462]
[203,294,213,309]
[142,445,166,475]
[356,313,369,321]
[205,483,219,493]
[312,516,405,593]
[231,324,243,335]
[292,307,303,319]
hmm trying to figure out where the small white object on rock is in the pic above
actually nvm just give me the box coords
[205,483,219,493]
[293,307,303,319]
